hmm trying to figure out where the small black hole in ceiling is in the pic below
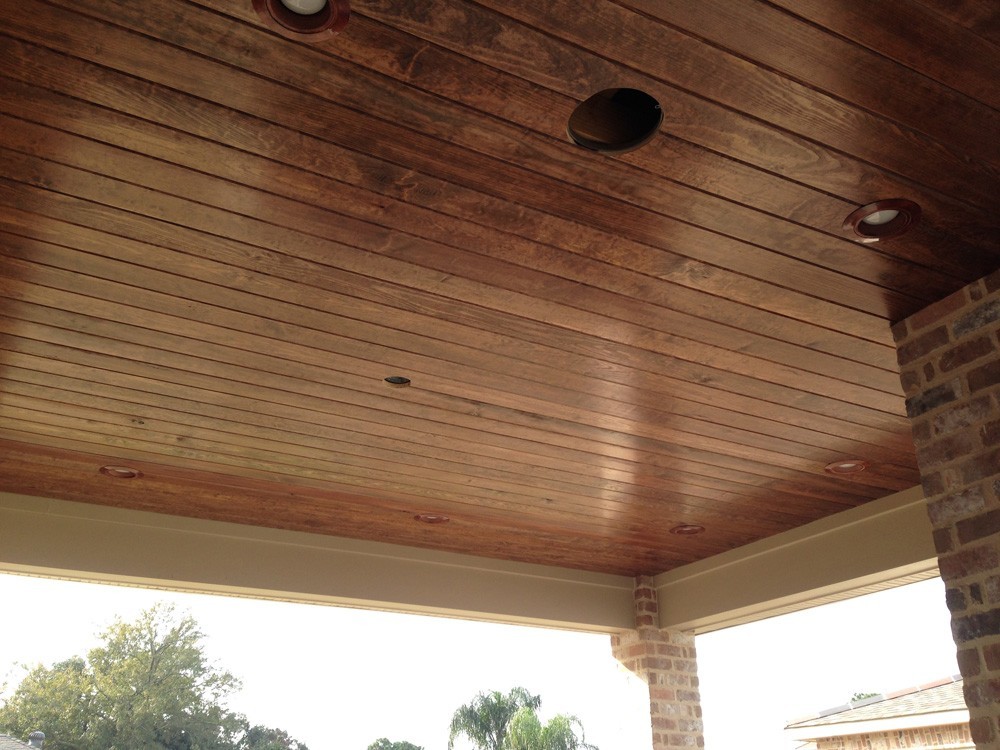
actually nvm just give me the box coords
[384,375,411,386]
[568,88,662,154]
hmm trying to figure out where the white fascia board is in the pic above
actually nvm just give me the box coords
[785,711,969,741]
[0,492,635,632]
[654,486,938,633]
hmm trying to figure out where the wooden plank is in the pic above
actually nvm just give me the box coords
[0,440,705,575]
[0,68,916,352]
[3,0,979,315]
[0,189,916,461]
[765,0,1000,110]
[0,254,915,493]
[0,148,912,420]
[0,308,901,505]
[912,0,1000,45]
[611,0,1000,142]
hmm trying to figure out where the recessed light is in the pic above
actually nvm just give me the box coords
[568,88,663,154]
[825,459,869,475]
[99,465,143,479]
[384,375,411,387]
[251,0,349,42]
[843,199,920,242]
[669,524,705,536]
[414,513,450,524]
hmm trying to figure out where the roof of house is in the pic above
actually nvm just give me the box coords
[786,676,967,730]
[0,735,32,750]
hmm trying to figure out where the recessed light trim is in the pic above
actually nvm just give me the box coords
[99,465,143,479]
[824,459,870,475]
[251,0,349,42]
[843,199,920,241]
[669,524,705,536]
[384,375,411,387]
[568,88,663,154]
[414,513,450,524]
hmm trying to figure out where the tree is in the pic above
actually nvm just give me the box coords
[367,739,424,750]
[0,604,307,750]
[241,726,310,750]
[449,687,542,750]
[505,708,597,750]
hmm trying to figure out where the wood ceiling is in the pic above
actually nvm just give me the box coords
[1,0,998,576]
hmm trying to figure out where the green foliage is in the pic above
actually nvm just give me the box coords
[367,738,424,750]
[448,688,596,750]
[241,725,310,750]
[449,687,542,750]
[0,604,307,750]
[850,691,879,702]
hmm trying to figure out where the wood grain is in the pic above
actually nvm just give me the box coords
[0,0,994,575]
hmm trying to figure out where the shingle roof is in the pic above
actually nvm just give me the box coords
[0,735,31,750]
[786,676,967,729]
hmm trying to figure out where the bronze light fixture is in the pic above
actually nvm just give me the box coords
[99,465,143,479]
[384,375,412,387]
[824,459,869,475]
[843,199,921,242]
[669,524,705,536]
[252,0,349,43]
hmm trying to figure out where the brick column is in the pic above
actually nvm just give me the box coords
[610,576,704,749]
[893,269,1000,747]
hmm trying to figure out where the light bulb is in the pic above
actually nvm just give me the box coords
[860,209,899,226]
[279,0,327,14]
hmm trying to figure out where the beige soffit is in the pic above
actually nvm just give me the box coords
[654,486,939,633]
[0,492,635,632]
[0,487,936,633]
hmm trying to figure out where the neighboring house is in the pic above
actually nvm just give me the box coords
[0,733,43,750]
[785,677,971,750]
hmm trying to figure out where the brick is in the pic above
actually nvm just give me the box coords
[986,270,1000,294]
[899,369,921,395]
[906,380,962,418]
[927,486,986,526]
[922,471,946,497]
[953,608,1000,643]
[984,421,1000,447]
[964,677,1000,707]
[954,299,1000,337]
[916,431,976,470]
[969,360,1000,393]
[933,528,954,554]
[940,336,996,372]
[911,419,932,444]
[898,326,950,365]
[931,395,994,436]
[962,448,1000,484]
[947,587,968,612]
[985,576,1000,604]
[940,544,1000,581]
[923,362,936,382]
[958,508,1000,545]
[986,643,1000,672]
[891,319,909,343]
[959,647,983,676]
[972,583,985,604]
[970,715,994,743]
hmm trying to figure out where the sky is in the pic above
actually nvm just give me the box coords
[0,573,959,750]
